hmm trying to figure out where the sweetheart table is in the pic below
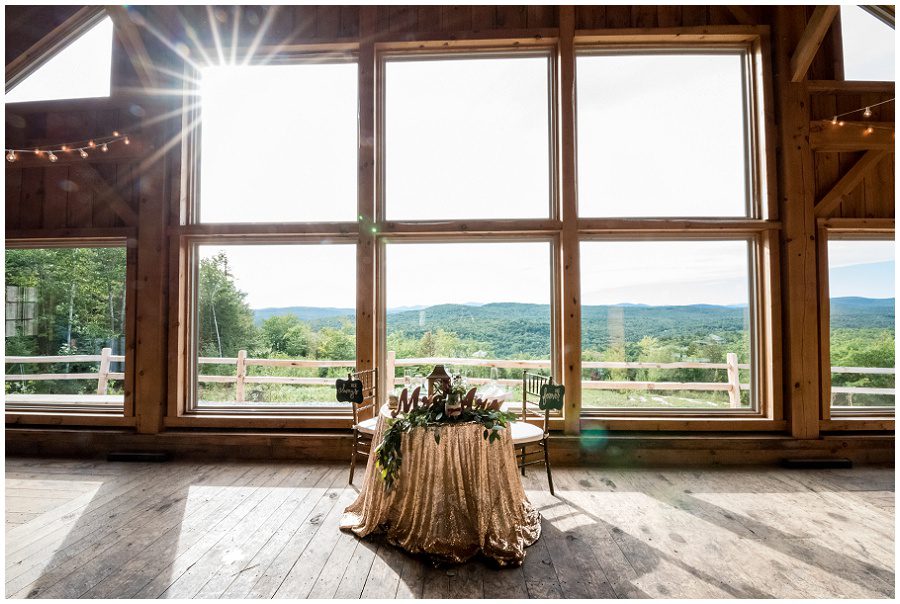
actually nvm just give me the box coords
[339,405,541,567]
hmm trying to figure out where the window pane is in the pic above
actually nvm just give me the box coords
[385,55,551,220]
[5,247,126,411]
[841,6,895,81]
[6,17,113,103]
[828,240,895,409]
[194,244,356,409]
[581,241,753,410]
[577,52,749,217]
[385,242,551,400]
[198,63,358,223]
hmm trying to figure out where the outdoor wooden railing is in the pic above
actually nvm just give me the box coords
[5,350,895,407]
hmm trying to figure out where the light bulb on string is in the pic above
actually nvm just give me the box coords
[831,116,838,125]
[6,150,16,162]
[88,140,96,148]
[60,145,68,152]
[33,149,42,157]
[863,106,873,118]
[79,149,89,158]
[838,120,845,126]
[47,152,58,163]
[112,131,120,137]
[101,143,109,152]
[865,126,874,135]
[123,136,130,145]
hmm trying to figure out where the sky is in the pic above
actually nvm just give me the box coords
[5,11,895,311]
[5,17,113,103]
[828,240,895,299]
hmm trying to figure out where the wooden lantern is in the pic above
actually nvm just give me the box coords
[426,364,452,398]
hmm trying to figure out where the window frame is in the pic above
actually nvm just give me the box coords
[4,236,136,422]
[184,50,360,227]
[817,219,895,426]
[574,45,761,219]
[577,233,768,418]
[837,5,895,83]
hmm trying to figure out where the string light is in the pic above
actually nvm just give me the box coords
[830,97,894,125]
[865,126,875,135]
[4,132,128,163]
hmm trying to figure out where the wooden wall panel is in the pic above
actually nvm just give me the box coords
[19,168,44,230]
[41,165,68,229]
[6,168,23,230]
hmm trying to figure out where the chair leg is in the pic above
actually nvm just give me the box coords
[349,430,358,484]
[543,440,554,496]
[520,447,526,476]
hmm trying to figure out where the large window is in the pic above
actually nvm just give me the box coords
[826,239,895,410]
[840,6,895,81]
[197,61,358,223]
[576,51,752,218]
[384,241,552,401]
[384,53,551,220]
[191,243,356,411]
[5,246,127,412]
[580,240,754,411]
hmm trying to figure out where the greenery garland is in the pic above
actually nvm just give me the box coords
[375,403,519,488]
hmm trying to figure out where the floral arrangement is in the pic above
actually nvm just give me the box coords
[375,374,518,488]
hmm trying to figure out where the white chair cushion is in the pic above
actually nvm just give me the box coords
[355,417,378,435]
[510,421,544,445]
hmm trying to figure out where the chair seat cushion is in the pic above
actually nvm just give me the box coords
[355,417,378,435]
[510,421,544,444]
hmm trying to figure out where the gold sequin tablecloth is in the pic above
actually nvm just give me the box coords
[339,415,541,567]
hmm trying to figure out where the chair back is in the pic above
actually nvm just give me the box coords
[523,371,553,432]
[349,368,378,426]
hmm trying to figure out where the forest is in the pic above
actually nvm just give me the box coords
[4,247,895,409]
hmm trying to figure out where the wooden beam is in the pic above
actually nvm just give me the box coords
[80,164,139,225]
[726,6,757,26]
[775,7,820,440]
[809,120,895,151]
[106,6,160,90]
[5,6,106,92]
[357,7,377,418]
[559,6,581,435]
[814,151,889,217]
[806,80,895,94]
[789,5,839,82]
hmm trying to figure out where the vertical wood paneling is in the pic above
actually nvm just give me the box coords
[6,168,23,230]
[316,5,342,39]
[471,6,497,31]
[526,5,556,29]
[339,6,358,39]
[633,6,657,28]
[265,5,292,42]
[388,6,417,35]
[575,6,604,29]
[66,163,93,227]
[495,6,526,29]
[442,6,472,32]
[681,5,708,27]
[92,163,119,227]
[416,6,440,31]
[20,168,45,229]
[41,165,68,229]
[657,5,682,28]
[292,5,317,40]
[605,6,631,28]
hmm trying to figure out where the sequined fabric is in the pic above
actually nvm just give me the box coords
[340,416,541,567]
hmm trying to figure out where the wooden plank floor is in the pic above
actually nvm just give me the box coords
[5,457,895,599]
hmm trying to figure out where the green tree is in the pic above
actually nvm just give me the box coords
[197,253,257,357]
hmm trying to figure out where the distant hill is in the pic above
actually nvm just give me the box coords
[253,306,354,324]
[253,297,894,356]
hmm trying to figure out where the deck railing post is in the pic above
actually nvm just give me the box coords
[386,350,396,391]
[726,352,741,408]
[235,349,247,403]
[96,347,112,395]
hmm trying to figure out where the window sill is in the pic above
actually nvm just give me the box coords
[6,412,134,427]
[580,416,786,432]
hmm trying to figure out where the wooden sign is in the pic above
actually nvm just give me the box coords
[539,383,565,410]
[335,377,364,404]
